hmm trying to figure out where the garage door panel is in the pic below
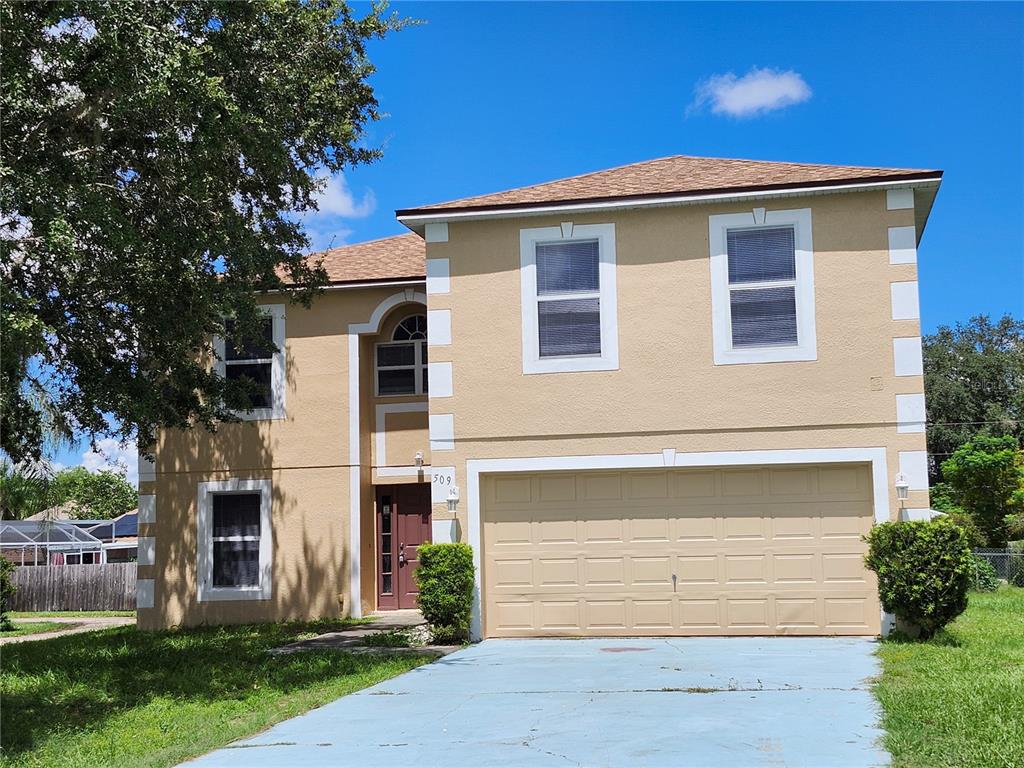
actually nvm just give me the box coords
[483,465,880,637]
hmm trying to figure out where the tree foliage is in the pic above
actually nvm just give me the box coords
[924,315,1024,481]
[47,466,137,520]
[1,0,403,462]
[940,435,1024,547]
[0,461,51,520]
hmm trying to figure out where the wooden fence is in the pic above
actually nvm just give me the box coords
[9,563,137,611]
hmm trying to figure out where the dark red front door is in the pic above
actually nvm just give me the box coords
[376,484,432,610]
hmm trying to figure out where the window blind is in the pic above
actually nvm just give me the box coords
[536,240,601,357]
[727,227,798,348]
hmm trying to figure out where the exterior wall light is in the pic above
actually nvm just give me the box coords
[894,473,910,505]
[447,486,460,513]
[414,451,424,469]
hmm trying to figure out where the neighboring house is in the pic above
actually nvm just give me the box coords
[139,155,941,639]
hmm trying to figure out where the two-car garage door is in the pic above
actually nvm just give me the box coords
[482,464,880,637]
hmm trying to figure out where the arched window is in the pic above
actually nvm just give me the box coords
[392,315,427,341]
[375,314,428,395]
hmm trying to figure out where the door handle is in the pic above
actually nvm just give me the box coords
[398,542,406,566]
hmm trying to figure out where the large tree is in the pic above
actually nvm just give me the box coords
[924,314,1024,481]
[1,0,402,462]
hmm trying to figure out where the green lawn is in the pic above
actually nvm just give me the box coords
[876,586,1024,768]
[0,619,431,768]
[8,611,135,618]
[0,621,68,638]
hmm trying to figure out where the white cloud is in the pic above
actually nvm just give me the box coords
[692,67,812,118]
[81,437,138,487]
[299,170,374,252]
[312,170,376,218]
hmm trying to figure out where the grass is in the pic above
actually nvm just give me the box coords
[0,621,69,638]
[875,586,1024,768]
[0,618,431,768]
[8,611,135,619]
[360,629,414,648]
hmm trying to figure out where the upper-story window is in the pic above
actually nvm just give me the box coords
[520,223,619,374]
[376,315,428,396]
[708,209,817,365]
[214,304,286,420]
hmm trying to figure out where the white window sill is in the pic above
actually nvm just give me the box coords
[713,345,818,366]
[198,585,272,602]
[230,407,286,422]
[523,355,619,374]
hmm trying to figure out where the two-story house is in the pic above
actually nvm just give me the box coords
[137,155,942,639]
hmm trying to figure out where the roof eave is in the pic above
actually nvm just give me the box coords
[397,173,944,230]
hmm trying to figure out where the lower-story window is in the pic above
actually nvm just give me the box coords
[197,478,272,602]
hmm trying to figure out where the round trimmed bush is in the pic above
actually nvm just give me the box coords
[864,517,973,639]
[415,542,474,643]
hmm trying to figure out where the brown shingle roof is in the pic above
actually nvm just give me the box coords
[397,155,942,216]
[310,233,425,285]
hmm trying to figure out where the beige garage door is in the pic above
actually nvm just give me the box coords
[482,464,880,638]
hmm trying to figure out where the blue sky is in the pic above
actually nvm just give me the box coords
[53,1,1024,477]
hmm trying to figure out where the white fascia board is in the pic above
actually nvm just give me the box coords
[398,178,942,227]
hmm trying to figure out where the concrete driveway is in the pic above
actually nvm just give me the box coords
[186,637,889,767]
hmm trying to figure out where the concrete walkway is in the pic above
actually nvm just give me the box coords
[185,636,890,767]
[0,615,134,645]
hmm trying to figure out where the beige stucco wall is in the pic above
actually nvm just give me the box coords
[139,287,428,629]
[425,189,930,540]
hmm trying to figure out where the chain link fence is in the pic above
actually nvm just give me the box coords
[974,548,1024,586]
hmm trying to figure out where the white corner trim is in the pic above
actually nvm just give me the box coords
[138,494,156,524]
[428,361,454,398]
[137,536,156,566]
[431,519,457,544]
[708,208,817,365]
[898,451,929,490]
[893,336,924,377]
[890,281,921,321]
[429,413,455,451]
[196,478,273,602]
[374,402,429,475]
[136,579,155,610]
[886,188,915,210]
[426,259,450,294]
[465,446,890,640]
[346,290,429,618]
[424,222,449,243]
[519,222,619,374]
[138,453,156,483]
[896,393,927,433]
[888,226,917,264]
[213,303,287,421]
[427,309,452,346]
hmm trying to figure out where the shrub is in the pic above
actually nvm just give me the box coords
[864,518,973,639]
[415,542,474,644]
[0,556,16,631]
[968,555,1000,592]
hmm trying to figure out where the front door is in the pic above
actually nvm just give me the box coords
[376,484,432,610]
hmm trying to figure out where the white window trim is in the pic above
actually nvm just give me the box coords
[520,222,619,374]
[213,304,286,420]
[197,478,272,602]
[708,208,817,365]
